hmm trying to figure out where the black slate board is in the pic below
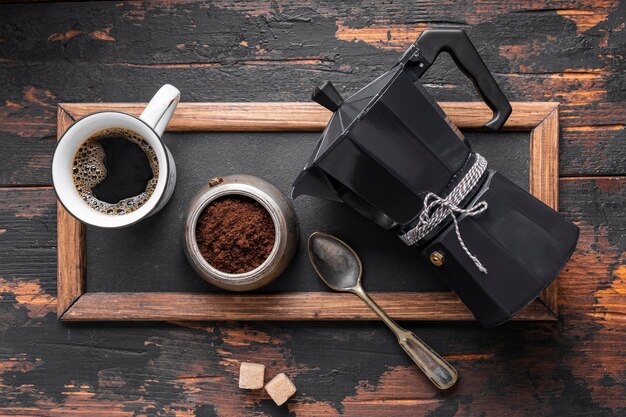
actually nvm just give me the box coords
[86,131,529,293]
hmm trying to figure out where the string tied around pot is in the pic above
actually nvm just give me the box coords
[400,154,489,273]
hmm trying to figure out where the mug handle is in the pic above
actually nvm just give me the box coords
[139,84,181,137]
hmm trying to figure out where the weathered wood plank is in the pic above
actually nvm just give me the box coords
[0,187,57,327]
[0,1,623,185]
[0,187,57,291]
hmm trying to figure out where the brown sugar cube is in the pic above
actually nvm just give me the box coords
[238,362,265,389]
[265,373,297,406]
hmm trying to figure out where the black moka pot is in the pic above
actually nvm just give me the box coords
[293,29,579,327]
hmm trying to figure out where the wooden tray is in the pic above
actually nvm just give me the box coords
[56,102,560,322]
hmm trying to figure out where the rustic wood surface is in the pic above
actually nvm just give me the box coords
[56,101,558,322]
[0,1,624,416]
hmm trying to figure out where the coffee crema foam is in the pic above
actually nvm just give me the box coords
[72,128,159,215]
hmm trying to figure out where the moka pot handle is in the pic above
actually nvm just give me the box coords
[409,29,512,131]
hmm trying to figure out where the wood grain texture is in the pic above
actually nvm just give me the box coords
[1,1,625,416]
[55,107,85,316]
[530,106,560,211]
[56,106,74,138]
[56,101,559,322]
[0,2,623,184]
[60,101,558,132]
[61,292,554,322]
[530,106,560,314]
[55,203,85,316]
[0,187,57,326]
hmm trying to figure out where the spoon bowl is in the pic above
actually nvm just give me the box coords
[308,232,362,291]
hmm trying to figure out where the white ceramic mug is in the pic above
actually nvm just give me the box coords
[53,84,180,228]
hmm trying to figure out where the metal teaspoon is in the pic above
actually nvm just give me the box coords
[307,232,458,390]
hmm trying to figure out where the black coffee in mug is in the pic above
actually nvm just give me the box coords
[53,84,180,228]
[72,127,159,215]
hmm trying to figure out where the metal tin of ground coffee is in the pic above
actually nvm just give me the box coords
[183,174,299,291]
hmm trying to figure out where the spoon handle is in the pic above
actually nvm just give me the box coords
[354,287,458,390]
[397,329,458,390]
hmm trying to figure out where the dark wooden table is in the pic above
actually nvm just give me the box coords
[1,2,624,416]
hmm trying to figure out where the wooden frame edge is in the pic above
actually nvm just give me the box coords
[60,101,559,132]
[57,102,560,321]
[56,107,86,317]
[61,292,554,321]
[531,105,560,316]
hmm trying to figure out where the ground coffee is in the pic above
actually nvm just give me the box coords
[196,196,275,274]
